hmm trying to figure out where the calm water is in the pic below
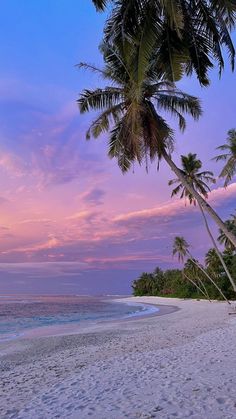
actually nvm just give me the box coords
[0,295,158,342]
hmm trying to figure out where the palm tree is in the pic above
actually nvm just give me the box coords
[169,153,236,291]
[184,258,211,301]
[214,129,236,187]
[173,237,209,298]
[218,216,236,251]
[173,236,230,303]
[205,248,219,269]
[173,236,190,263]
[101,0,236,86]
[78,40,236,249]
[169,153,215,205]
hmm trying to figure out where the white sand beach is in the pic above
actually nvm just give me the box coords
[1,297,236,419]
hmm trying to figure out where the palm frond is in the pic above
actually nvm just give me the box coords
[86,103,125,139]
[156,93,202,122]
[78,87,123,113]
[92,0,108,11]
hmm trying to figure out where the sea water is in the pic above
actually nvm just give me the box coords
[0,295,158,342]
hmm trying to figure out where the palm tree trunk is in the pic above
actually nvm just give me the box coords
[198,203,236,292]
[183,273,210,301]
[188,253,230,305]
[162,149,236,249]
[196,275,211,301]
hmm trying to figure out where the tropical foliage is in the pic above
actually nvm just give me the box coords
[92,0,108,11]
[132,250,236,300]
[168,153,215,205]
[218,214,236,251]
[214,129,236,187]
[78,40,201,173]
[169,153,236,291]
[93,0,236,86]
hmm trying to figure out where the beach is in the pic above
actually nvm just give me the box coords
[1,297,236,419]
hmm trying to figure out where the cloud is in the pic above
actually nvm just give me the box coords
[1,235,61,256]
[0,151,28,177]
[82,188,106,205]
[114,182,236,226]
[66,210,97,221]
[0,261,87,277]
[0,96,105,189]
[209,182,236,206]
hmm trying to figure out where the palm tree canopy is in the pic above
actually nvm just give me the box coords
[205,248,219,267]
[168,153,215,204]
[214,129,236,187]
[101,0,236,86]
[218,216,236,251]
[184,258,201,275]
[173,236,190,263]
[78,40,201,173]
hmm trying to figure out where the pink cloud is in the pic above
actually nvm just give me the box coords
[209,182,236,205]
[0,151,28,177]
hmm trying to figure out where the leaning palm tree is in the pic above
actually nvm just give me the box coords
[214,129,236,187]
[169,153,236,291]
[184,258,211,301]
[100,0,236,86]
[173,237,209,298]
[218,215,236,252]
[78,39,236,248]
[173,236,230,303]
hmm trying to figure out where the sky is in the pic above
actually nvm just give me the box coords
[0,1,235,295]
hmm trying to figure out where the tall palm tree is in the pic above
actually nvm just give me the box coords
[169,153,236,291]
[173,236,190,263]
[100,0,236,86]
[173,236,230,303]
[78,39,236,249]
[218,216,236,251]
[214,129,236,187]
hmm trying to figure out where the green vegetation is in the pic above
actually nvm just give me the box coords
[214,129,236,187]
[169,153,236,292]
[92,1,236,86]
[132,249,236,301]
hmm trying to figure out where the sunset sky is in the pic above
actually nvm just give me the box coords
[0,1,235,294]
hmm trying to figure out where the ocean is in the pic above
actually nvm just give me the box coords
[0,295,158,342]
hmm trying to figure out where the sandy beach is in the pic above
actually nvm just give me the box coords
[1,297,236,419]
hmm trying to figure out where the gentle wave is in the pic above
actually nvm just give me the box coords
[0,296,159,342]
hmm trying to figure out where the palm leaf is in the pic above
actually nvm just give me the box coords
[78,87,123,113]
[92,0,108,11]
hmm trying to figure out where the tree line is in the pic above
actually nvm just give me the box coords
[132,242,236,302]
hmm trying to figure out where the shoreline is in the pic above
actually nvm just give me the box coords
[0,298,179,343]
[1,297,236,418]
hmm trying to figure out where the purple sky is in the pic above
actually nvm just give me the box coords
[0,1,235,295]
